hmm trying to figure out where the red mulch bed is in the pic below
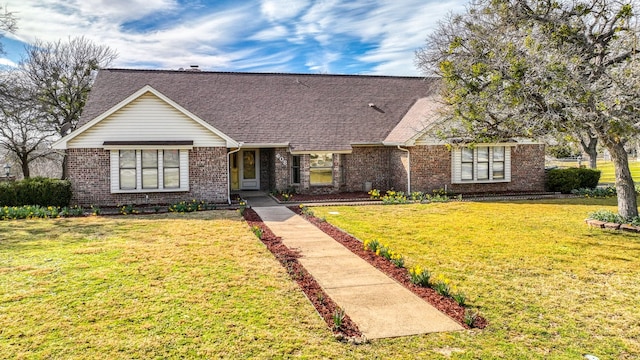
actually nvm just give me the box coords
[273,191,372,202]
[243,208,362,339]
[289,206,488,330]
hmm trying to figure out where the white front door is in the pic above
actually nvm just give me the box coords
[240,149,260,190]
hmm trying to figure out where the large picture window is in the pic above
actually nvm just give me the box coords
[111,149,187,192]
[453,146,510,183]
[309,153,333,185]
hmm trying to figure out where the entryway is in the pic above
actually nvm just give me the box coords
[230,149,260,191]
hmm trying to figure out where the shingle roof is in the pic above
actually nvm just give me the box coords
[79,69,439,151]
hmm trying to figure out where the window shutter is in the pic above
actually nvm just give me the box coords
[451,148,462,183]
[179,150,190,191]
[505,146,512,181]
[110,151,119,193]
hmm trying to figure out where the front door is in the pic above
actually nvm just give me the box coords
[240,149,260,190]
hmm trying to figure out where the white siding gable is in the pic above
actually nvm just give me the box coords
[68,93,227,148]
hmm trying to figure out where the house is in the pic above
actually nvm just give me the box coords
[52,69,545,206]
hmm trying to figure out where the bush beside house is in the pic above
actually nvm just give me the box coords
[545,168,601,193]
[0,177,72,207]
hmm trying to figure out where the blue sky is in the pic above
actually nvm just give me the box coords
[0,0,466,76]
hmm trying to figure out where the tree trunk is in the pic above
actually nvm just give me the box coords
[19,156,30,179]
[608,142,638,219]
[61,152,68,180]
[579,136,598,169]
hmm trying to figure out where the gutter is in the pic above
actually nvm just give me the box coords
[397,145,411,193]
[227,143,243,204]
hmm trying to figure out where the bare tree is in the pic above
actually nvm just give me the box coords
[21,36,117,178]
[0,72,54,178]
[416,0,640,219]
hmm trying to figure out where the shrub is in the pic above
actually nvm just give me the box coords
[0,177,72,207]
[546,168,601,193]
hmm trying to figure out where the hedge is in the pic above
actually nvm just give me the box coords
[0,177,72,207]
[545,168,601,194]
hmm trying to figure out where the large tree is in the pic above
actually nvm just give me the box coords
[0,72,54,178]
[21,36,117,178]
[416,0,640,219]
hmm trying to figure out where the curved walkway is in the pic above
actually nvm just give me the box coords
[251,203,463,339]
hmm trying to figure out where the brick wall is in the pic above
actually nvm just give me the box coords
[410,144,546,194]
[67,147,228,206]
[259,148,274,191]
[342,147,392,192]
[273,147,290,191]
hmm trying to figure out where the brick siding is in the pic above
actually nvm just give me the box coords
[410,144,546,194]
[67,147,228,206]
[342,147,392,192]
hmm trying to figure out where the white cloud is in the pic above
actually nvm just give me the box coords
[260,0,309,22]
[305,50,340,73]
[0,57,18,67]
[249,25,289,41]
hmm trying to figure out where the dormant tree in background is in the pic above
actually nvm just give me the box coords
[416,0,640,219]
[21,36,117,178]
[0,72,54,178]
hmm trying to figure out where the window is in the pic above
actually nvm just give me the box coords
[111,149,188,193]
[291,155,301,184]
[309,153,333,185]
[493,147,505,179]
[119,150,137,190]
[453,146,510,183]
[142,150,158,189]
[461,148,473,181]
[163,150,180,188]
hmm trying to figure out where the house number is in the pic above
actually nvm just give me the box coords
[276,153,287,166]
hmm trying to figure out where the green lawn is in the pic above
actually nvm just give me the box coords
[1,203,639,359]
[596,160,640,184]
[312,199,640,359]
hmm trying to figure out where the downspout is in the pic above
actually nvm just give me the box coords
[397,145,411,194]
[227,143,243,204]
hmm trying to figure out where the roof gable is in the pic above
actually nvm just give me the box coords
[53,85,238,149]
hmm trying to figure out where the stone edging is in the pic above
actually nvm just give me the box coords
[585,219,640,232]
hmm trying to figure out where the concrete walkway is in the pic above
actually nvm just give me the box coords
[252,205,463,339]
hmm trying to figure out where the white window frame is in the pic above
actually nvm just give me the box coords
[309,153,334,186]
[108,147,190,193]
[452,145,511,184]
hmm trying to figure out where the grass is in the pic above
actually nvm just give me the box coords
[595,160,640,184]
[0,212,336,359]
[2,202,639,359]
[312,198,640,359]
